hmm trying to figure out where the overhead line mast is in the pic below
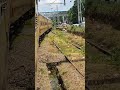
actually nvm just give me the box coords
[70,0,83,24]
[77,0,81,24]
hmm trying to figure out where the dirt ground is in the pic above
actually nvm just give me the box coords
[36,30,85,90]
[86,44,120,90]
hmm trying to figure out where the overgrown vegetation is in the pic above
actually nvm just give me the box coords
[86,1,120,65]
[51,29,85,56]
[86,19,120,65]
[67,25,85,33]
[86,0,120,29]
[68,0,85,24]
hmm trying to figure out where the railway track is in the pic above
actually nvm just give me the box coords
[51,31,86,77]
[86,40,112,56]
[53,41,84,77]
[51,31,84,52]
[51,30,114,90]
[40,30,90,89]
[67,31,112,57]
[66,28,112,57]
[52,29,117,89]
[53,41,90,90]
[51,30,115,89]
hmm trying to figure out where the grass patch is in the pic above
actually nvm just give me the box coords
[86,19,120,65]
[67,25,85,33]
[52,29,85,55]
[51,32,84,58]
[40,68,47,74]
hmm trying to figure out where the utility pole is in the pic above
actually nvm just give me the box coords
[77,0,82,24]
[64,0,66,5]
[77,0,80,24]
[46,2,65,25]
[46,0,66,25]
[35,0,38,15]
[56,5,59,25]
[80,0,82,22]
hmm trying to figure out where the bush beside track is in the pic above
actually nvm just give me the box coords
[67,25,85,37]
[86,1,120,29]
[86,19,120,65]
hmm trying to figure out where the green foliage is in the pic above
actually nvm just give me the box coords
[112,48,120,65]
[68,0,85,24]
[67,25,85,33]
[86,1,120,28]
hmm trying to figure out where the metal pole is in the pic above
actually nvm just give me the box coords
[80,0,82,22]
[77,0,80,24]
[56,5,59,25]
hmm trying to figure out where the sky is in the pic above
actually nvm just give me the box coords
[38,0,75,12]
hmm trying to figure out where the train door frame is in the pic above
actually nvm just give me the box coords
[0,1,9,89]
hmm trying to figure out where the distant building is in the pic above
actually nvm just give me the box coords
[40,11,68,24]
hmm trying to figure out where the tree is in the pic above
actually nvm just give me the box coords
[68,0,85,24]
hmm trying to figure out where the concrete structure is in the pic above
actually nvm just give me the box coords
[40,11,68,24]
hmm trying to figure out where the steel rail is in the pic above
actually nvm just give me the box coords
[53,41,90,90]
[53,41,85,77]
[86,40,112,56]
